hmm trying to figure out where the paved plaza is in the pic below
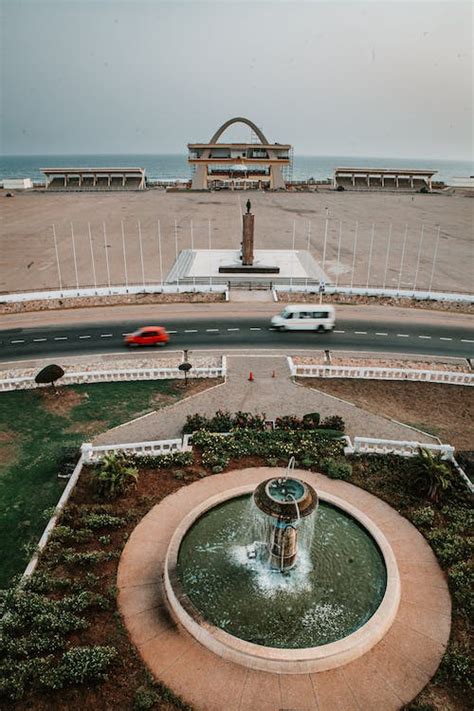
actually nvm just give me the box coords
[92,354,437,446]
[2,190,472,295]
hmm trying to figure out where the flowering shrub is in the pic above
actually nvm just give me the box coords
[192,429,345,470]
[182,410,266,434]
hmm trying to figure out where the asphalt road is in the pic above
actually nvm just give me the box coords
[1,316,473,362]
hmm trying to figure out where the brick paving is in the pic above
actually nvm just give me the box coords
[93,353,436,445]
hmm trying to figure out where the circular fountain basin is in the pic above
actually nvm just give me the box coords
[164,485,400,673]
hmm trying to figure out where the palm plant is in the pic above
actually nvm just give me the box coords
[94,453,138,500]
[411,447,453,503]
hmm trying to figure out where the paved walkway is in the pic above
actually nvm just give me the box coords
[118,468,451,711]
[93,354,436,445]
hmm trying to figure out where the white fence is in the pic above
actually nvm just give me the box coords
[289,360,473,386]
[0,360,227,393]
[274,284,473,303]
[0,283,228,304]
[81,436,192,463]
[344,436,455,460]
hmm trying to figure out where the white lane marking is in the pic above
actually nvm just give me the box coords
[334,330,345,333]
[250,327,261,331]
[227,328,240,331]
[461,338,474,343]
[100,333,113,338]
[79,335,91,339]
[206,328,219,332]
[11,339,25,343]
[54,337,67,341]
[397,334,409,338]
[33,338,47,342]
[418,335,431,339]
[375,332,388,336]
[439,337,453,341]
[184,329,198,333]
[354,331,367,335]
[168,330,177,334]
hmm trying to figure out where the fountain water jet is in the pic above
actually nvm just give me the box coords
[253,458,318,571]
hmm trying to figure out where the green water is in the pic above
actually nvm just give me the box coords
[177,496,387,648]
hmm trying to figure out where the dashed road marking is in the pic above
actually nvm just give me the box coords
[397,334,409,338]
[54,337,67,341]
[354,331,367,335]
[206,328,219,332]
[11,339,25,344]
[79,335,91,339]
[184,329,198,333]
[250,327,262,331]
[375,332,388,336]
[168,330,177,334]
[461,338,474,343]
[418,335,431,339]
[100,333,113,338]
[439,337,452,341]
[227,328,240,331]
[334,330,345,333]
[33,338,47,342]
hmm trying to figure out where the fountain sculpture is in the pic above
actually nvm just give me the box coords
[252,458,318,571]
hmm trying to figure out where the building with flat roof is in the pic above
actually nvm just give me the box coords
[334,167,437,192]
[42,167,145,191]
[188,117,292,190]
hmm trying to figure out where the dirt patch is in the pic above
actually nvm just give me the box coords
[0,430,19,468]
[65,420,108,436]
[0,291,225,315]
[278,292,474,315]
[39,388,86,416]
[298,378,474,450]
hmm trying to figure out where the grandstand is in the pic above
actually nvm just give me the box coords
[42,167,145,191]
[333,167,437,192]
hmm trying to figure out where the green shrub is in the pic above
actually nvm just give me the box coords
[441,504,473,533]
[50,525,94,544]
[448,561,474,615]
[39,645,117,689]
[133,685,159,710]
[182,413,210,433]
[410,506,435,530]
[61,549,117,567]
[303,412,320,426]
[93,452,138,500]
[322,457,352,481]
[319,415,345,432]
[427,529,470,566]
[211,465,224,474]
[440,645,472,688]
[138,451,193,469]
[82,512,126,529]
[409,448,454,503]
[301,457,315,469]
[174,469,186,480]
[24,572,72,594]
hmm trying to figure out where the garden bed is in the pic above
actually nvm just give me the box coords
[1,421,471,710]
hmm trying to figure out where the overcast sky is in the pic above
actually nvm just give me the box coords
[1,0,472,160]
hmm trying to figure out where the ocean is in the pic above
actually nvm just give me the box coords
[0,153,472,184]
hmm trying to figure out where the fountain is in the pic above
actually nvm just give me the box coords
[163,466,400,672]
[252,458,318,571]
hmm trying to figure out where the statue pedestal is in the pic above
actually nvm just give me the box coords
[242,213,254,266]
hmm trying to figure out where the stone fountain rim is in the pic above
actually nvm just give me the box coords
[164,482,401,673]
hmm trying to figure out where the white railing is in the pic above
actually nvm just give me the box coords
[344,436,455,460]
[0,283,228,304]
[289,361,473,386]
[0,361,226,392]
[81,437,192,463]
[274,284,473,303]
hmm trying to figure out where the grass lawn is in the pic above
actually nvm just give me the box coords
[0,379,214,588]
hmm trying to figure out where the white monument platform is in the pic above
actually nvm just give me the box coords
[167,249,328,282]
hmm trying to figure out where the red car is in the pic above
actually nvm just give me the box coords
[124,326,169,347]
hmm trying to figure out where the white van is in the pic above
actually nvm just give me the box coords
[271,304,335,332]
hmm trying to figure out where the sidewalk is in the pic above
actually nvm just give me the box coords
[92,354,436,445]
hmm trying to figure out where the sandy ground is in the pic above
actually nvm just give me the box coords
[299,378,474,450]
[1,189,472,295]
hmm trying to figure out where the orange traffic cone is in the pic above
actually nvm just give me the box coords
[248,371,254,382]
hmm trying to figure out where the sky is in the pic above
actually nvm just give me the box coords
[1,0,472,160]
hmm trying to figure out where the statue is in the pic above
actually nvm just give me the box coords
[246,199,251,214]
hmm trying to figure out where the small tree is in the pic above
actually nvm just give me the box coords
[35,364,65,394]
[411,447,453,503]
[178,361,192,385]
